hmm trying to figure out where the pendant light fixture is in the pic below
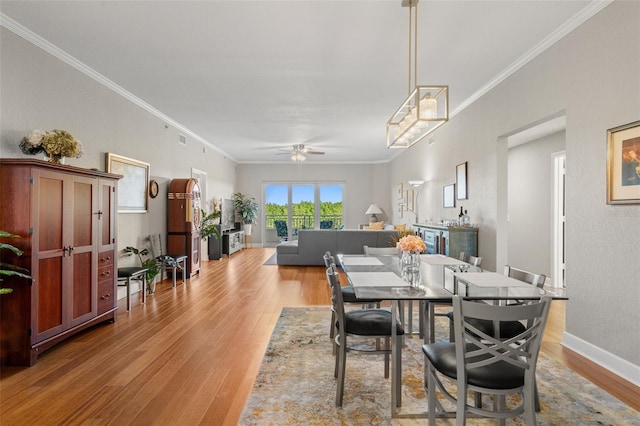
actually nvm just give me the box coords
[386,0,448,149]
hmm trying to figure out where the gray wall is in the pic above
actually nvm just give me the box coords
[390,1,640,376]
[1,1,638,382]
[236,162,392,244]
[0,29,237,267]
[508,131,565,282]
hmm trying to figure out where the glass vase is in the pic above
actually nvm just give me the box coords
[401,251,421,287]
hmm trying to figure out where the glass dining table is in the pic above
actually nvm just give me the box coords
[337,253,568,418]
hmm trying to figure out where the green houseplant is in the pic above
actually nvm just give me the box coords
[233,192,259,236]
[0,231,31,295]
[199,209,222,240]
[123,246,160,294]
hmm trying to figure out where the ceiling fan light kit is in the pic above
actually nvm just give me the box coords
[281,144,324,162]
[387,0,449,149]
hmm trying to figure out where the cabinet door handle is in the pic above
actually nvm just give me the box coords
[100,256,111,262]
[63,246,69,257]
[101,293,111,300]
[101,270,111,277]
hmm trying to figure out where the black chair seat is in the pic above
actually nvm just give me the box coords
[117,267,147,278]
[342,309,405,336]
[422,342,525,390]
[445,311,526,339]
[341,285,381,304]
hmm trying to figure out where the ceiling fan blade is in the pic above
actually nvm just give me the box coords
[303,149,324,155]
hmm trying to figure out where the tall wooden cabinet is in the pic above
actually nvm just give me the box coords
[167,178,201,277]
[0,159,120,366]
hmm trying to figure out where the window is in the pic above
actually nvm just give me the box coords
[264,183,344,245]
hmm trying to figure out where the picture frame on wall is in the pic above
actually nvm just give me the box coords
[397,182,404,199]
[443,183,455,208]
[106,153,150,213]
[607,120,640,204]
[456,161,468,200]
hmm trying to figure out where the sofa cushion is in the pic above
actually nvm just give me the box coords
[275,229,399,265]
[277,240,299,255]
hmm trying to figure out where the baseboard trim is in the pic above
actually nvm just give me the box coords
[563,332,640,387]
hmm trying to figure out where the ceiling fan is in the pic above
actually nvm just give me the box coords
[277,144,325,162]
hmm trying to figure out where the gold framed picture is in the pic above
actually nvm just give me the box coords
[106,153,150,213]
[607,120,640,204]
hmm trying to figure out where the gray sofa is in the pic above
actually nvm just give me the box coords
[276,229,399,265]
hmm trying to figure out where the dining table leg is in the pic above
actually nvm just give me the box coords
[391,299,402,413]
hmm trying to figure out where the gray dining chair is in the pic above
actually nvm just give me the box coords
[326,263,404,407]
[446,264,544,341]
[323,252,381,349]
[422,295,551,425]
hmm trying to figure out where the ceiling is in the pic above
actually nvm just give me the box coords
[1,1,603,164]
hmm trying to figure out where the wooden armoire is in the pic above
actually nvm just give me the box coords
[0,159,120,366]
[167,178,201,278]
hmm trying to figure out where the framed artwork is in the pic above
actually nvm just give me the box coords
[397,182,404,199]
[405,189,409,210]
[106,153,150,213]
[443,184,455,208]
[607,120,640,204]
[456,161,468,200]
[397,203,403,218]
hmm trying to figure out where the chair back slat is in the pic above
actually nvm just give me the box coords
[452,296,551,386]
[504,265,546,288]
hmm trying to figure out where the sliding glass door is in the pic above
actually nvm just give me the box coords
[264,183,344,246]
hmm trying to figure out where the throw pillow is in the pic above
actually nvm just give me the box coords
[394,224,406,231]
[367,221,384,229]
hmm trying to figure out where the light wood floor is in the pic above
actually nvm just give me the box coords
[1,248,638,425]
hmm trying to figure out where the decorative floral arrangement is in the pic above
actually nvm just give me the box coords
[396,234,426,253]
[19,129,83,163]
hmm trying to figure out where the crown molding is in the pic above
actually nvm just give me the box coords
[0,13,235,162]
[450,0,614,118]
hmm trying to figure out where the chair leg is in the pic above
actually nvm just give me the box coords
[171,265,177,288]
[496,395,506,426]
[383,337,390,379]
[427,362,437,425]
[336,343,347,406]
[126,278,131,311]
[394,335,402,407]
[142,276,147,304]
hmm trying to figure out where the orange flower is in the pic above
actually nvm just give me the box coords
[396,235,426,253]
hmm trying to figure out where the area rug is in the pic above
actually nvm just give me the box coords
[239,307,639,425]
[263,253,278,265]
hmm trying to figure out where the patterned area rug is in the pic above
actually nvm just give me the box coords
[240,307,639,425]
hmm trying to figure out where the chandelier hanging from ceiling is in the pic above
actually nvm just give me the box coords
[386,0,449,149]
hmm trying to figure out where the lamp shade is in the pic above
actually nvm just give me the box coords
[365,204,383,215]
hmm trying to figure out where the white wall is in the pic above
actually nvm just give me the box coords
[508,131,565,281]
[0,29,237,267]
[236,162,392,244]
[391,1,640,374]
[2,0,638,381]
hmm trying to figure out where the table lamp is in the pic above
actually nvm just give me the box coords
[365,204,383,222]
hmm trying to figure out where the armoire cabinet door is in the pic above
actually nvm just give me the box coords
[69,176,98,327]
[32,170,98,342]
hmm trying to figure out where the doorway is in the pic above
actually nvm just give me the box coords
[499,114,566,286]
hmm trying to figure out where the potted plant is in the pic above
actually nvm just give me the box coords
[233,192,258,236]
[123,246,160,294]
[0,231,31,295]
[199,209,222,241]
